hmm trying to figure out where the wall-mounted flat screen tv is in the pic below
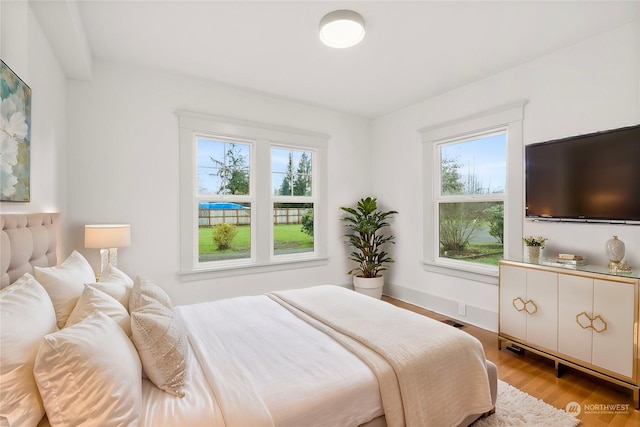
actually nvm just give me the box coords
[525,124,640,223]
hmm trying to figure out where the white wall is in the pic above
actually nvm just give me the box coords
[5,3,639,328]
[66,61,371,305]
[372,22,640,331]
[0,2,67,217]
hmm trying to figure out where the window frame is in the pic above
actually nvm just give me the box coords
[419,101,526,284]
[195,135,255,268]
[270,144,317,260]
[178,111,329,280]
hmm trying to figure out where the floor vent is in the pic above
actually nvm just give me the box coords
[441,319,464,328]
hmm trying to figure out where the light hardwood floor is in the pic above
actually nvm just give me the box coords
[383,296,640,427]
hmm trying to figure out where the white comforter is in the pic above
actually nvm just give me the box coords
[140,285,492,427]
[140,294,383,427]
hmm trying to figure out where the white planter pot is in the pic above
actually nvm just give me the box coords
[353,275,384,299]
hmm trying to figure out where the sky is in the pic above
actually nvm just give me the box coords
[440,132,506,193]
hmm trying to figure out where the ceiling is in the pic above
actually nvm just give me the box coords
[32,1,639,119]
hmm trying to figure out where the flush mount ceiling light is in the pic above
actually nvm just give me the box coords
[319,10,365,48]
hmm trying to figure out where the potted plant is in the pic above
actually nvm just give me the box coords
[523,235,547,260]
[340,197,398,298]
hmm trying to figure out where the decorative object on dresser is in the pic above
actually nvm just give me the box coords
[340,197,397,298]
[0,60,31,202]
[522,236,546,261]
[605,235,625,271]
[498,259,640,408]
[84,224,131,275]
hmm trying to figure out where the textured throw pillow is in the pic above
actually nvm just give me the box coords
[34,250,96,328]
[33,311,142,427]
[129,276,173,311]
[90,264,134,311]
[130,278,187,397]
[65,285,132,336]
[0,274,56,427]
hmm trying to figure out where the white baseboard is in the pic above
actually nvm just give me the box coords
[384,283,498,332]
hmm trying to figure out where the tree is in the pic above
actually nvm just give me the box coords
[210,143,249,195]
[439,203,486,253]
[485,204,504,244]
[278,152,294,196]
[441,157,464,195]
[293,152,311,196]
[439,155,486,254]
[300,209,313,237]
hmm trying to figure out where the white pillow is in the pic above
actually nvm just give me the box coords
[34,311,142,427]
[90,265,134,311]
[34,250,96,328]
[130,278,187,397]
[0,274,56,427]
[130,276,173,311]
[65,285,132,336]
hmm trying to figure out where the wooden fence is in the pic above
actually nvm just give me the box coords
[199,207,310,227]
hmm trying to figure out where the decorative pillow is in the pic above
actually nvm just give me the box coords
[90,264,134,311]
[129,276,173,311]
[34,250,95,328]
[33,311,142,426]
[130,278,187,397]
[0,274,56,427]
[65,285,132,336]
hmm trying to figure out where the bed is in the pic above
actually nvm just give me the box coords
[1,213,497,427]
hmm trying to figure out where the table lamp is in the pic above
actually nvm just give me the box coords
[85,224,131,275]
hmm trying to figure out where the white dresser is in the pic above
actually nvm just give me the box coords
[498,259,639,407]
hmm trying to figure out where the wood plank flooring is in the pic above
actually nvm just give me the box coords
[383,296,640,427]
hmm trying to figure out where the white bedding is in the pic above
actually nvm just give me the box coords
[140,295,384,427]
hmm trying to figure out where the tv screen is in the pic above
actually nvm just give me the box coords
[525,124,640,222]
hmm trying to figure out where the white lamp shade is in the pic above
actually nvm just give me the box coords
[85,224,131,248]
[319,10,365,48]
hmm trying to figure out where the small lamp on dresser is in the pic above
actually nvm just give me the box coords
[84,224,131,276]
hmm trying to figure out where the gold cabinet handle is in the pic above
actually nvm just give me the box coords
[524,300,538,315]
[591,314,608,333]
[576,311,592,329]
[575,312,608,333]
[512,297,526,312]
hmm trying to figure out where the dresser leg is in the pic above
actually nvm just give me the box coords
[633,387,639,410]
[555,361,564,378]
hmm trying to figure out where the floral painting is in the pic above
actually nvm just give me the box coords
[1,60,31,202]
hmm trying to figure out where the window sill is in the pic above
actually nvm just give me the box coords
[421,260,498,285]
[180,257,329,281]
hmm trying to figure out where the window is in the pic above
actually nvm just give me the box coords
[197,137,252,263]
[438,132,506,266]
[178,111,328,279]
[272,147,315,256]
[420,102,525,283]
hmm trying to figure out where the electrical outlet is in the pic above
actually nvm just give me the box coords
[458,302,467,316]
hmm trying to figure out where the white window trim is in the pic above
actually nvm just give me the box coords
[419,101,526,284]
[177,110,329,280]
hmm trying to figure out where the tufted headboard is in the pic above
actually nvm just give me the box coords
[1,213,60,289]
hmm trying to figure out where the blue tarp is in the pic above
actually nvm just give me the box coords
[199,202,245,210]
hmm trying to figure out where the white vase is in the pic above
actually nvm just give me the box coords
[527,246,541,260]
[606,235,625,263]
[353,275,384,299]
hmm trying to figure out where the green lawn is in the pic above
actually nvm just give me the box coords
[440,242,503,266]
[199,224,313,260]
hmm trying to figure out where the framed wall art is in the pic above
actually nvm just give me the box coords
[1,60,31,202]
